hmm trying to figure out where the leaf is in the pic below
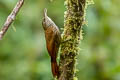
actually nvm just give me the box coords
[12,24,16,32]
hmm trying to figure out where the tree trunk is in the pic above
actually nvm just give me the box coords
[58,0,87,80]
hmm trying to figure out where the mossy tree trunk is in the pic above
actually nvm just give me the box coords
[58,0,87,80]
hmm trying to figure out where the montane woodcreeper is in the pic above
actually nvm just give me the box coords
[42,8,61,78]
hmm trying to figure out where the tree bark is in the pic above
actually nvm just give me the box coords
[58,0,87,80]
[0,0,24,40]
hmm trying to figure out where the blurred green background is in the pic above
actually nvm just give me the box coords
[0,0,120,80]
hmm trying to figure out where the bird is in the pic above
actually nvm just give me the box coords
[42,8,61,78]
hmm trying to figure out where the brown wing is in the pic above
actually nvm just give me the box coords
[45,27,54,56]
[51,29,61,59]
[45,25,61,58]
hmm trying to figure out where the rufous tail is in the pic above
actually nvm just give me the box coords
[51,58,59,78]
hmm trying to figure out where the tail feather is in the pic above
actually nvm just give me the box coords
[51,59,59,78]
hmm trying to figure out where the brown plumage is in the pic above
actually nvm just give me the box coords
[42,8,61,78]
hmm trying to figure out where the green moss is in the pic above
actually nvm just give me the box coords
[73,77,78,80]
[86,0,94,5]
[58,0,89,80]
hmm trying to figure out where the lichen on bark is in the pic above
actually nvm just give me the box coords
[58,0,88,80]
